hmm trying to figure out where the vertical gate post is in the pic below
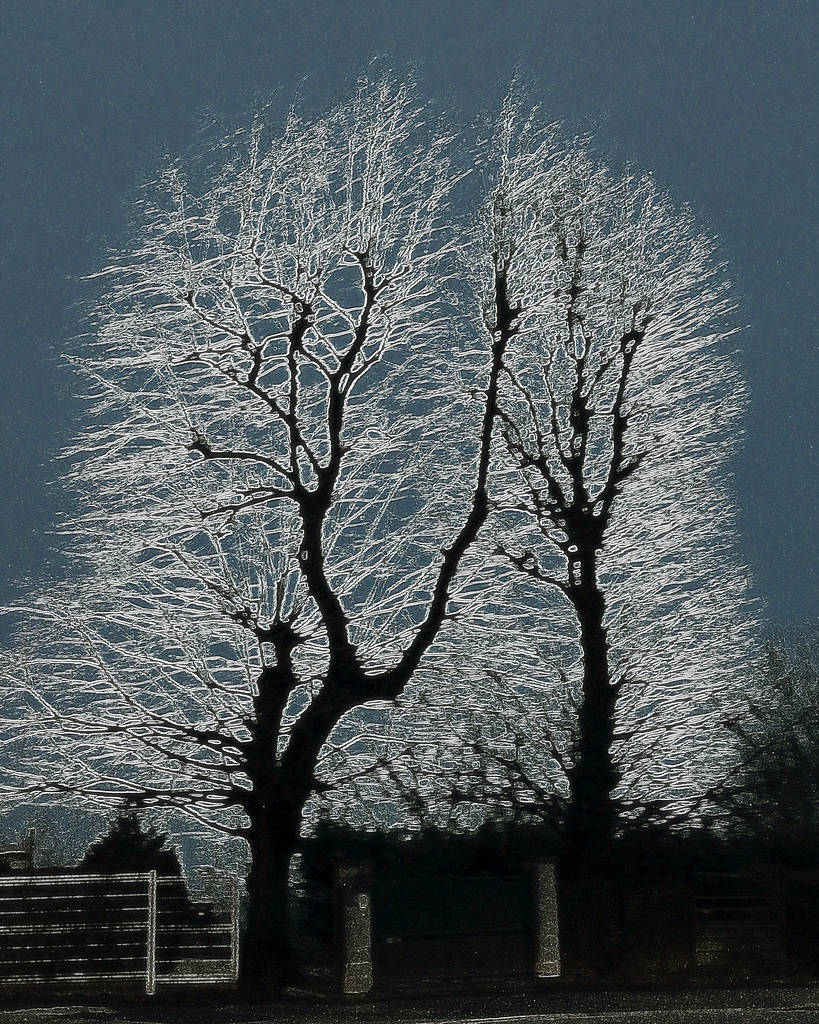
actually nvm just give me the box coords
[146,870,157,995]
[334,862,372,995]
[229,875,241,983]
[532,859,560,977]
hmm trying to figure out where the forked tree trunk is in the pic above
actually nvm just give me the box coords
[238,659,366,988]
[233,248,514,989]
[238,646,312,988]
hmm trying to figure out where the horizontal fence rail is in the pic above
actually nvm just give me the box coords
[0,872,157,992]
[0,871,239,993]
[559,868,791,980]
[154,875,240,985]
[694,870,786,970]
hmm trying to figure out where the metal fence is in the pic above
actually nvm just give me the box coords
[0,871,239,993]
[694,870,787,971]
[154,875,240,986]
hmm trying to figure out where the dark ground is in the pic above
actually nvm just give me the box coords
[2,985,819,1024]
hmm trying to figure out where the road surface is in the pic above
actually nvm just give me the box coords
[1,987,819,1023]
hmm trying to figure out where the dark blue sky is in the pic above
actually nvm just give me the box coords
[0,0,816,625]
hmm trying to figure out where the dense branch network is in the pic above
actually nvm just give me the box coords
[0,83,755,888]
[0,78,525,853]
[329,108,756,843]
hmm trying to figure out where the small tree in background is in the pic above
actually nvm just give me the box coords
[79,811,183,876]
[715,627,819,864]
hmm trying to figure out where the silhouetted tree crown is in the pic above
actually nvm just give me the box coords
[80,813,182,876]
[0,72,754,983]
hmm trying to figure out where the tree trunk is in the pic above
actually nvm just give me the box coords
[241,802,303,988]
[239,661,362,989]
[562,582,621,872]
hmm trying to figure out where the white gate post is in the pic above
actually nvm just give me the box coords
[146,870,157,995]
[334,862,372,995]
[229,875,241,983]
[533,859,560,977]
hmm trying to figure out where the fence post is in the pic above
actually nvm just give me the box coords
[146,870,157,995]
[334,862,372,995]
[229,875,241,983]
[532,859,560,978]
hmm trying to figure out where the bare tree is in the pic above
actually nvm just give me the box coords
[0,77,755,986]
[0,76,531,986]
[714,626,819,856]
[481,105,755,867]
[288,103,755,868]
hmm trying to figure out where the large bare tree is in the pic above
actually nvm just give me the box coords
[0,80,754,984]
[0,77,527,985]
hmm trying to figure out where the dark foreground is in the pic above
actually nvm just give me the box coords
[2,985,819,1024]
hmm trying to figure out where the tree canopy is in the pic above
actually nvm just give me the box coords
[0,73,755,981]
